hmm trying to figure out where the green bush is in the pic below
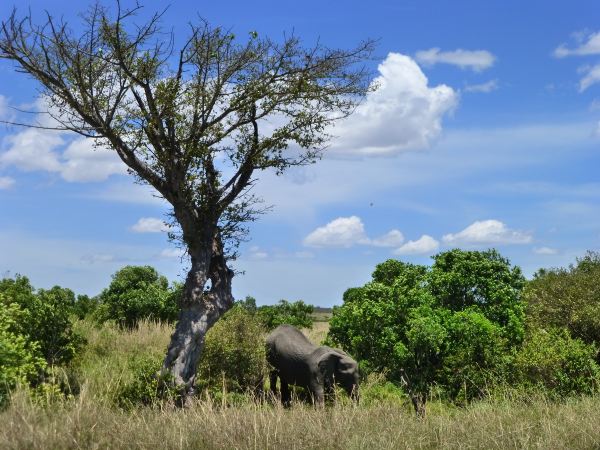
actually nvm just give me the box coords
[0,301,46,407]
[525,252,600,348]
[328,250,526,414]
[197,305,267,394]
[510,328,599,398]
[114,356,180,409]
[0,276,84,366]
[256,299,314,330]
[95,266,179,328]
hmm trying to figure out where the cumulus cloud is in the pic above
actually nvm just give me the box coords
[464,80,499,93]
[0,176,15,189]
[442,219,532,245]
[0,97,126,182]
[554,31,600,58]
[393,235,439,255]
[415,48,496,71]
[303,216,405,249]
[0,95,10,120]
[130,217,170,233]
[81,253,115,264]
[303,216,369,248]
[329,53,457,156]
[60,138,127,182]
[369,229,405,247]
[579,64,600,92]
[533,246,558,255]
[248,246,269,260]
[1,128,64,173]
[159,248,187,259]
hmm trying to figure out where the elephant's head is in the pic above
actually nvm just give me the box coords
[318,349,360,402]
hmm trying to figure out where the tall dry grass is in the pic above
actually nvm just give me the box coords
[2,388,600,449]
[2,319,600,449]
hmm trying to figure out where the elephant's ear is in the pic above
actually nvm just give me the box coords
[317,351,342,381]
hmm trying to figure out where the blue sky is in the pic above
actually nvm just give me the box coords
[1,0,600,306]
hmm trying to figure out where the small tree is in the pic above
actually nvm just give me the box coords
[257,299,314,330]
[95,265,178,328]
[328,250,526,416]
[197,305,266,395]
[0,276,83,366]
[0,299,47,407]
[0,3,373,397]
[525,251,600,349]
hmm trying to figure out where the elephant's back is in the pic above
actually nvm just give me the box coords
[266,324,314,351]
[266,325,316,386]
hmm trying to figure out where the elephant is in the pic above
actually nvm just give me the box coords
[266,324,359,406]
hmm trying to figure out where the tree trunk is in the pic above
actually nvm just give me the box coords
[411,393,427,418]
[161,232,234,399]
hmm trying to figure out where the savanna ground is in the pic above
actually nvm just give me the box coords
[2,318,600,450]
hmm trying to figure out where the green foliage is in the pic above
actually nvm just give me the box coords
[256,299,314,330]
[95,266,179,328]
[72,294,99,320]
[236,295,257,314]
[510,328,599,398]
[0,276,84,366]
[328,250,526,407]
[114,356,180,410]
[0,301,46,407]
[197,305,267,394]
[526,252,600,347]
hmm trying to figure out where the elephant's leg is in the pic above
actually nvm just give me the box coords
[269,370,278,402]
[280,379,291,407]
[310,381,325,407]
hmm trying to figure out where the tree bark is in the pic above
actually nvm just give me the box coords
[161,232,234,398]
[411,393,427,418]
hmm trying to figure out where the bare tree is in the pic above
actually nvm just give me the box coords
[0,2,374,398]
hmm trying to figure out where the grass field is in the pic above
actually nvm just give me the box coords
[2,319,600,449]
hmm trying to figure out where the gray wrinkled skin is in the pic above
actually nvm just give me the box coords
[266,324,359,406]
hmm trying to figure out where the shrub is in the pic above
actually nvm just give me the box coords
[95,266,179,328]
[510,328,599,398]
[197,305,267,394]
[114,356,180,409]
[0,301,46,407]
[256,299,314,330]
[0,276,84,366]
[525,251,600,348]
[328,250,526,415]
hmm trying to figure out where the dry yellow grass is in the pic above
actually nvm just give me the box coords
[2,389,600,449]
[4,320,598,449]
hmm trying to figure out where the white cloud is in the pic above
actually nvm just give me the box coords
[248,246,269,260]
[464,80,499,93]
[1,127,64,172]
[303,216,406,249]
[303,216,369,248]
[590,99,600,111]
[0,96,126,183]
[579,64,600,92]
[554,31,600,58]
[0,95,9,120]
[0,176,15,189]
[533,247,558,255]
[159,248,187,259]
[329,53,457,156]
[130,217,170,233]
[415,48,496,71]
[369,229,405,247]
[81,253,116,264]
[60,138,127,182]
[594,121,600,138]
[393,235,439,255]
[442,220,533,246]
